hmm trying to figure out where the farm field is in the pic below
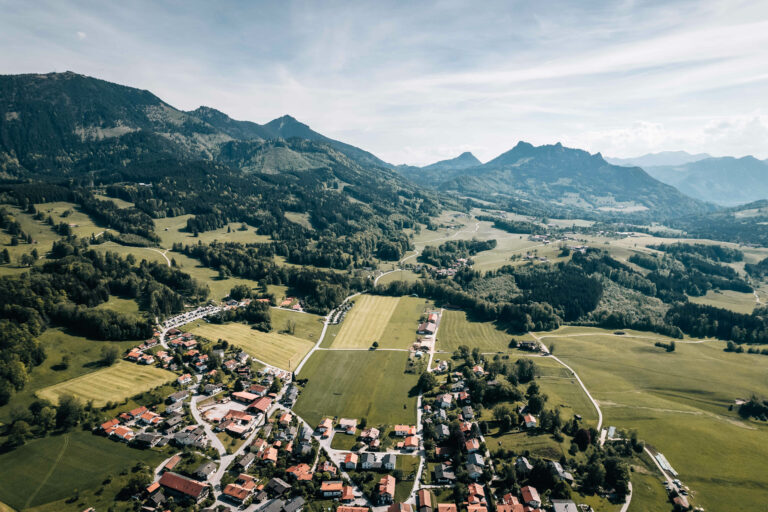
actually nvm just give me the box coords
[36,361,175,407]
[437,309,535,353]
[689,289,757,314]
[154,215,269,247]
[294,350,419,427]
[0,329,139,424]
[0,430,165,511]
[525,355,600,427]
[270,308,325,342]
[378,296,433,349]
[189,320,316,370]
[540,328,768,511]
[330,295,400,348]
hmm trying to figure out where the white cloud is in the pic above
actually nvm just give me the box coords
[76,31,86,40]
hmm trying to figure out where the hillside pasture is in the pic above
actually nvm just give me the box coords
[0,430,165,511]
[689,289,757,314]
[540,328,768,511]
[437,309,534,353]
[189,320,315,370]
[36,361,175,407]
[330,295,401,348]
[154,214,269,247]
[294,350,418,427]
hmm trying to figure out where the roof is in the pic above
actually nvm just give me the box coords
[418,489,432,508]
[164,454,182,470]
[338,507,370,512]
[344,453,359,464]
[341,485,355,501]
[286,463,313,481]
[378,475,396,496]
[496,505,524,512]
[436,505,457,512]
[404,436,419,448]
[521,486,540,504]
[465,438,480,451]
[387,504,413,512]
[223,483,252,501]
[467,506,488,512]
[249,397,272,412]
[159,472,207,498]
[321,481,344,492]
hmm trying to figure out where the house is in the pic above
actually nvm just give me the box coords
[249,383,268,396]
[468,453,484,467]
[465,438,480,453]
[377,475,396,505]
[417,322,436,335]
[266,477,292,496]
[462,406,474,420]
[437,505,457,512]
[394,424,416,437]
[516,456,533,474]
[519,341,538,351]
[361,427,380,441]
[203,383,222,395]
[523,414,537,429]
[466,505,487,512]
[343,452,358,470]
[468,483,485,504]
[418,490,432,512]
[433,464,456,484]
[283,386,299,406]
[403,436,419,451]
[382,453,397,470]
[284,496,306,512]
[317,417,334,434]
[177,373,193,386]
[321,481,344,498]
[435,446,453,459]
[165,400,184,416]
[237,452,256,470]
[521,486,541,508]
[233,391,259,403]
[279,412,293,426]
[163,414,183,431]
[162,454,182,473]
[472,365,485,377]
[109,425,135,443]
[437,394,452,409]
[158,472,209,503]
[99,418,119,433]
[287,463,313,481]
[460,421,473,435]
[458,391,471,403]
[128,406,149,419]
[168,390,189,403]
[496,504,524,512]
[262,446,278,464]
[387,504,413,512]
[341,485,355,503]
[139,410,162,426]
[338,418,357,435]
[437,424,450,439]
[551,500,578,512]
[133,432,161,448]
[248,396,272,415]
[194,461,217,480]
[222,474,257,503]
[549,461,574,483]
[466,463,483,480]
[360,452,377,470]
[319,461,338,475]
[223,359,239,371]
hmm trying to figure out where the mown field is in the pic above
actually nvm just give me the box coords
[36,361,175,407]
[189,320,316,370]
[153,215,270,247]
[0,430,165,511]
[294,350,419,426]
[327,294,432,349]
[540,327,768,511]
[0,329,140,424]
[437,310,535,353]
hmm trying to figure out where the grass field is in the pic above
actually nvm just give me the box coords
[437,310,534,353]
[376,269,422,286]
[94,295,140,314]
[188,320,316,370]
[154,215,269,247]
[91,241,169,266]
[166,250,263,300]
[294,350,419,426]
[525,356,600,427]
[36,361,175,407]
[330,295,425,349]
[0,329,140,424]
[539,328,768,511]
[0,430,165,511]
[689,289,757,314]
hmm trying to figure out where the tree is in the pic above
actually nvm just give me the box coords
[100,345,119,366]
[417,372,437,392]
[9,420,30,446]
[574,428,592,451]
[39,406,56,433]
[56,394,83,430]
[527,394,545,415]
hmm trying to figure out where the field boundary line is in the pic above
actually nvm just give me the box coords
[24,434,70,509]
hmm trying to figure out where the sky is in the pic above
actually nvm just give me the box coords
[1,0,768,165]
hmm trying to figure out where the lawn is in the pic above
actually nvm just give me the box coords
[189,321,316,370]
[0,329,139,424]
[0,430,165,511]
[394,456,420,502]
[36,361,175,407]
[294,350,419,427]
[437,310,534,353]
[330,432,359,451]
[485,428,568,460]
[541,329,768,511]
[330,295,401,348]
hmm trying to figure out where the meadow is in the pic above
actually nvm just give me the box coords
[294,350,419,427]
[153,214,269,247]
[437,310,535,353]
[538,327,768,511]
[189,320,316,370]
[0,329,139,424]
[0,430,165,511]
[689,288,757,314]
[36,361,175,407]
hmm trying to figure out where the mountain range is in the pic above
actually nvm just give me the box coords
[606,151,711,168]
[0,71,718,220]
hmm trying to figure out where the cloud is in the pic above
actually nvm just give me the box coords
[76,31,86,40]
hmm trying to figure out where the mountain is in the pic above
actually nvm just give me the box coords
[398,141,710,218]
[0,71,391,177]
[422,151,482,171]
[642,156,768,206]
[606,151,711,168]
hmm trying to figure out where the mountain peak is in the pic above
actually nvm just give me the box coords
[422,151,482,171]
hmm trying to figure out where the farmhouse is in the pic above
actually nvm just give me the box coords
[418,322,437,335]
[523,414,537,429]
[377,475,396,505]
[248,396,272,414]
[317,417,334,434]
[159,472,209,503]
[338,418,357,435]
[521,486,541,508]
